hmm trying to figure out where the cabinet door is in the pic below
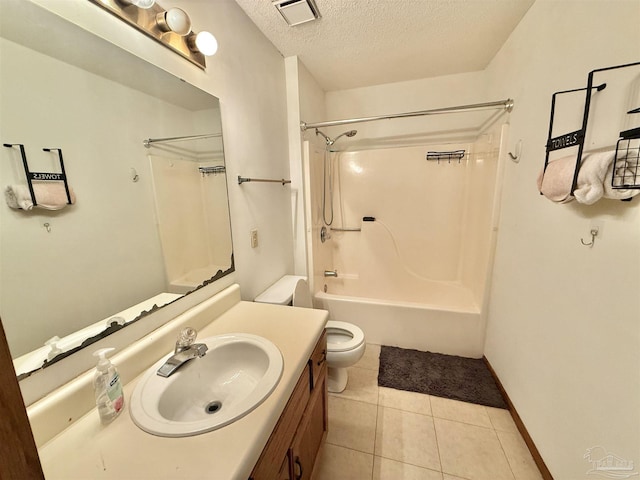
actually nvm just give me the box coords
[291,375,327,480]
[250,365,310,480]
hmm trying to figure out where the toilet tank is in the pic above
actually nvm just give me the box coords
[254,275,307,305]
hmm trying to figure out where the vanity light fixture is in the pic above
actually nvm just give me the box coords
[273,0,321,27]
[89,0,216,69]
[118,0,156,8]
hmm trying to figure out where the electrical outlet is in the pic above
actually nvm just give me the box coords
[250,229,258,248]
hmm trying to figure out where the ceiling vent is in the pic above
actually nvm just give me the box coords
[273,0,321,27]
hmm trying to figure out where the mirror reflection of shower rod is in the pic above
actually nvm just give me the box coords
[143,133,222,148]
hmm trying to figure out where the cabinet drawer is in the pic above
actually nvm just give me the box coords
[309,331,327,390]
[250,364,310,480]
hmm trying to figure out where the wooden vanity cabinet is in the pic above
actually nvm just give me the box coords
[250,331,327,480]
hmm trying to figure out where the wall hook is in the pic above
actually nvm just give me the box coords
[508,139,522,163]
[580,227,598,247]
[43,222,51,233]
[130,168,139,183]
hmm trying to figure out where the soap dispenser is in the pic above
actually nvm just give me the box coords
[93,348,124,424]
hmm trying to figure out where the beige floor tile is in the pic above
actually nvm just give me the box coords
[357,343,381,371]
[330,366,379,405]
[496,430,544,480]
[326,396,378,453]
[375,406,441,471]
[486,407,518,433]
[313,443,374,480]
[434,417,514,480]
[373,456,443,480]
[379,387,432,416]
[442,475,469,480]
[430,396,492,428]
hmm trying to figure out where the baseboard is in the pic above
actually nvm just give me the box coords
[483,357,554,480]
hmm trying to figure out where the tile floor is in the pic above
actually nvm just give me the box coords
[312,344,543,480]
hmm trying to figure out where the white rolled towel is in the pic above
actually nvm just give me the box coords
[573,151,614,205]
[4,183,76,210]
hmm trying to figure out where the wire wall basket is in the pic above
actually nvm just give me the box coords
[612,127,640,190]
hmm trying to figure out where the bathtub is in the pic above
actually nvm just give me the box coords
[314,277,486,358]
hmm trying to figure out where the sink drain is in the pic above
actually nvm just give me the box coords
[205,400,222,414]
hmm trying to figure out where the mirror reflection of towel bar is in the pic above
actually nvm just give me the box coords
[237,176,291,185]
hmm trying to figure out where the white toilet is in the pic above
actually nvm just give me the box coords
[255,275,366,393]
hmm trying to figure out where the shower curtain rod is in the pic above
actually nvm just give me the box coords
[299,99,514,131]
[143,133,222,148]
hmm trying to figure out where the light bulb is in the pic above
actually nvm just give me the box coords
[156,8,191,36]
[189,31,218,57]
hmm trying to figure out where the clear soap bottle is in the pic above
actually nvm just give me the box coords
[93,348,125,425]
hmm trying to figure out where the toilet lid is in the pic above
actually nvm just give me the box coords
[326,320,365,352]
[292,279,314,309]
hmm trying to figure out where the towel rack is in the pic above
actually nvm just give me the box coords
[540,61,640,197]
[237,176,291,185]
[3,144,73,206]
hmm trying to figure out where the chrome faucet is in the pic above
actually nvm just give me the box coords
[157,327,208,378]
[324,270,338,278]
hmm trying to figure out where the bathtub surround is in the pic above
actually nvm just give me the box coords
[309,125,507,358]
[377,346,507,409]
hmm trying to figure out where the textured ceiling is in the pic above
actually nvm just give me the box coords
[233,0,535,91]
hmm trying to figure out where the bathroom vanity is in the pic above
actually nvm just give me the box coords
[31,284,328,479]
[251,330,327,480]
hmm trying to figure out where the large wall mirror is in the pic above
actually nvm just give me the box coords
[0,1,234,380]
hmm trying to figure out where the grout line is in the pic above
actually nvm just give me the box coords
[494,430,518,480]
[371,376,380,480]
[372,454,445,477]
[431,409,444,475]
[324,439,375,457]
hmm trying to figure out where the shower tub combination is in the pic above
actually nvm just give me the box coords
[303,103,510,358]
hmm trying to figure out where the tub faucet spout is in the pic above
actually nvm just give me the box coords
[324,270,338,278]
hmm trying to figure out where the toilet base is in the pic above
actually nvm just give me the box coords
[327,366,348,393]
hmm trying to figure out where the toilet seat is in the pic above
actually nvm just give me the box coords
[326,320,365,353]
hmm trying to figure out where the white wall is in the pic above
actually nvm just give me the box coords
[20,0,294,302]
[482,1,640,478]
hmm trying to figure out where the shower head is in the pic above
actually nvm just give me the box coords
[315,128,357,146]
[334,130,358,143]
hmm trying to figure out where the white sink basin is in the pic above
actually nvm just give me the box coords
[130,333,283,437]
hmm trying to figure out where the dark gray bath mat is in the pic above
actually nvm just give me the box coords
[378,345,507,409]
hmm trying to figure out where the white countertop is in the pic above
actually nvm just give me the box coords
[37,300,328,480]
